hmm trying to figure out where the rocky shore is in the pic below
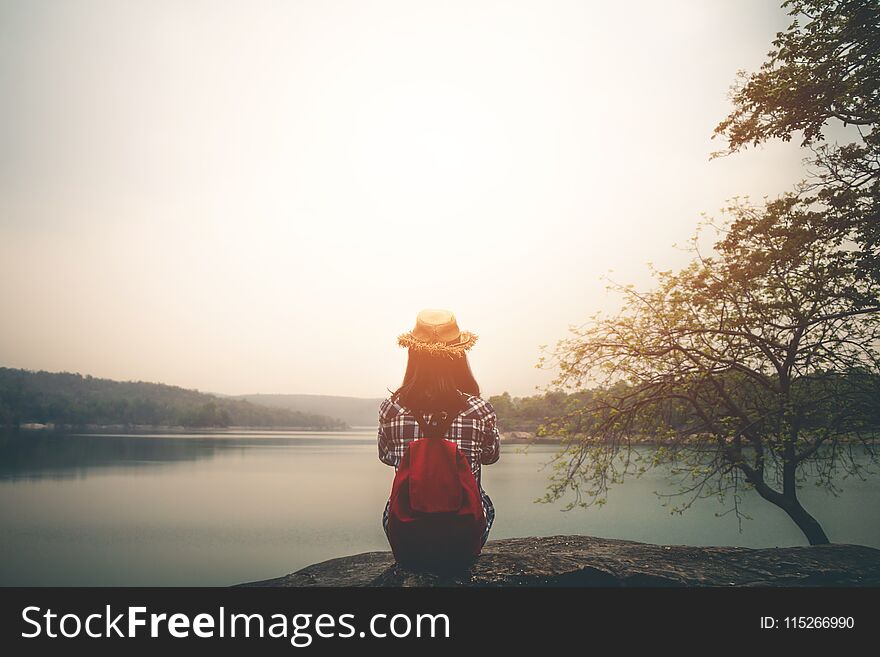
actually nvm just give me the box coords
[238,535,880,587]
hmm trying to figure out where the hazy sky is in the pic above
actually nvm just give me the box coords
[1,0,815,398]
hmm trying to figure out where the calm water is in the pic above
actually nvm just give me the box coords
[0,430,878,586]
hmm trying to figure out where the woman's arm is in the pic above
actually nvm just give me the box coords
[377,399,399,467]
[480,409,500,465]
[377,422,398,467]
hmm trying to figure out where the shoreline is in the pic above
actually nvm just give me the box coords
[7,423,349,434]
[8,426,877,446]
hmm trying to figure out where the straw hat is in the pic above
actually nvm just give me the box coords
[397,308,478,358]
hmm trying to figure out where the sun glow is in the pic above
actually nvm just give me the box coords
[0,0,805,397]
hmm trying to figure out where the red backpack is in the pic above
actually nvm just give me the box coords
[386,405,487,569]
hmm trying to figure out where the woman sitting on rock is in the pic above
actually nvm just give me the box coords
[377,309,501,567]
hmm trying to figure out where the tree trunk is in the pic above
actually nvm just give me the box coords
[783,498,830,545]
[748,473,831,545]
[777,431,829,545]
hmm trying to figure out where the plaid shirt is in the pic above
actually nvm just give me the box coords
[377,392,500,533]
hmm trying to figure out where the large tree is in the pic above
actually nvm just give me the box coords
[537,196,880,544]
[536,0,880,546]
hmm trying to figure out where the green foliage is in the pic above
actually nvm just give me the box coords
[487,390,588,432]
[0,368,346,430]
[713,0,878,151]
[712,0,880,287]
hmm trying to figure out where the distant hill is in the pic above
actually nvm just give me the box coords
[231,394,385,427]
[0,368,346,430]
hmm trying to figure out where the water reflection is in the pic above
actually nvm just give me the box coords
[0,430,373,480]
[0,430,877,585]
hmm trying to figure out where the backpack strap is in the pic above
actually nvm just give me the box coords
[412,409,458,439]
[412,392,468,439]
[410,391,468,438]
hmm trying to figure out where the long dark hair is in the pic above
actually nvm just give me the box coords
[389,349,481,413]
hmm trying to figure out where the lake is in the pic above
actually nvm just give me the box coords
[1,429,878,586]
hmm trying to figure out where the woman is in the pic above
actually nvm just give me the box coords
[377,308,500,549]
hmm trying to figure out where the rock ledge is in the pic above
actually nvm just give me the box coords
[238,535,880,587]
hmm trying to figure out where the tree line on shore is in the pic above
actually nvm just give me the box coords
[490,372,880,438]
[0,367,346,430]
